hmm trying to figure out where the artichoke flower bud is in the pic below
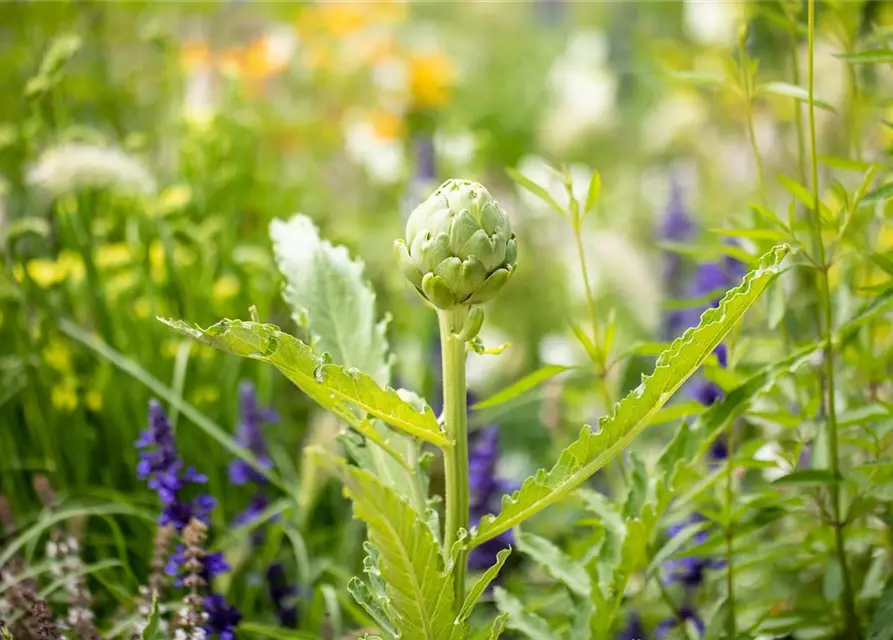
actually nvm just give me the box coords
[394,179,517,309]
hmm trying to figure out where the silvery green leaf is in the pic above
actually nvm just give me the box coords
[271,214,390,385]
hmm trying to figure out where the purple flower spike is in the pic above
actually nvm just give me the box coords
[228,382,276,486]
[662,513,724,588]
[655,605,705,638]
[468,427,517,572]
[166,546,230,587]
[617,612,647,640]
[204,593,242,640]
[138,400,214,531]
[267,562,300,628]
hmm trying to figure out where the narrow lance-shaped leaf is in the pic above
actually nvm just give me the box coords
[470,244,790,548]
[515,532,590,597]
[313,450,461,640]
[458,548,511,623]
[159,319,450,448]
[472,365,571,411]
[493,587,561,640]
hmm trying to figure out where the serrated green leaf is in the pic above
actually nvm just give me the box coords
[493,587,560,640]
[315,451,459,640]
[585,171,601,213]
[516,532,590,597]
[507,168,565,216]
[472,365,570,411]
[160,319,449,448]
[836,48,893,64]
[458,548,511,622]
[348,578,397,638]
[486,613,509,640]
[469,245,790,548]
[757,81,836,111]
[270,214,390,385]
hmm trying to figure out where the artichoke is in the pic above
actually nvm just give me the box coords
[395,179,517,309]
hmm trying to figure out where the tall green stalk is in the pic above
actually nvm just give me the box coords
[806,2,860,635]
[439,306,469,604]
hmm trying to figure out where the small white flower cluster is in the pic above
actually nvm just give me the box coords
[174,604,209,640]
[174,626,208,640]
[47,535,94,633]
[26,143,156,198]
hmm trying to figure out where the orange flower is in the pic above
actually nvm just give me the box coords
[408,51,456,110]
[180,39,213,71]
[369,110,404,140]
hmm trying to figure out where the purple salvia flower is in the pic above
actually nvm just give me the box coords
[655,606,705,638]
[204,593,242,640]
[617,612,647,640]
[266,562,300,628]
[138,400,214,530]
[662,513,723,588]
[228,382,276,486]
[468,427,517,571]
[166,546,230,587]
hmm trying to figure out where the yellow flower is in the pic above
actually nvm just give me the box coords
[19,259,68,288]
[106,271,137,301]
[85,389,102,412]
[51,380,78,413]
[408,51,456,110]
[369,110,404,140]
[162,339,183,359]
[192,385,220,405]
[181,39,213,71]
[157,184,192,216]
[133,297,152,319]
[58,251,85,284]
[43,338,72,373]
[149,240,167,282]
[212,274,240,302]
[95,243,132,270]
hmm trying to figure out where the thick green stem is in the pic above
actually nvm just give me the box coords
[806,2,860,636]
[438,306,469,605]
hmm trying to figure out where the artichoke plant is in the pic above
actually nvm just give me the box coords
[394,179,517,309]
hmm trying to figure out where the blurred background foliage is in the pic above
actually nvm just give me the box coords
[3,0,893,636]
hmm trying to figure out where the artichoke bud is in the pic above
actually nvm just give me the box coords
[394,179,517,309]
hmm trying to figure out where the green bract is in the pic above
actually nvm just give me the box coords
[394,179,518,309]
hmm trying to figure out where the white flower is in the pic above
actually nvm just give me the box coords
[538,333,586,368]
[434,130,476,168]
[642,91,708,152]
[684,0,741,46]
[27,143,156,197]
[184,68,216,128]
[753,441,793,482]
[343,116,405,185]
